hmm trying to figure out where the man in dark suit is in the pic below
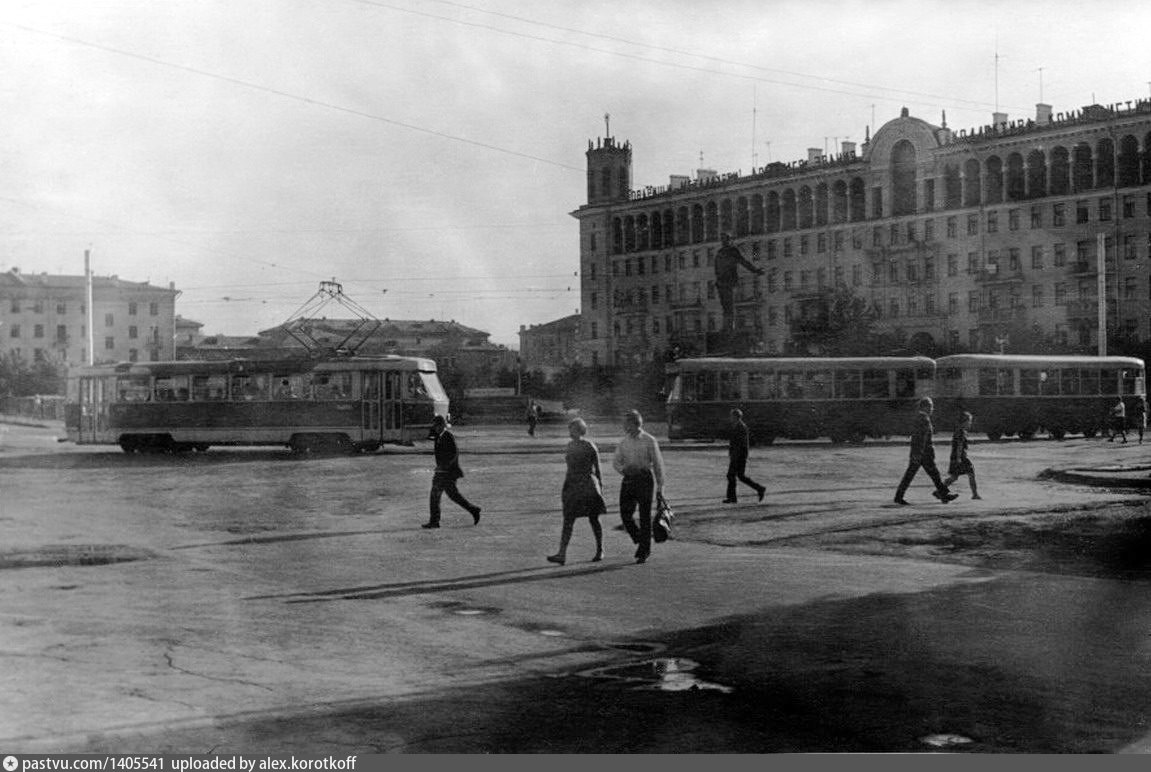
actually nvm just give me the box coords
[423,414,482,528]
[724,408,766,504]
[894,397,958,505]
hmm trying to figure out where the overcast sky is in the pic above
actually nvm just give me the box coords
[1,0,1149,347]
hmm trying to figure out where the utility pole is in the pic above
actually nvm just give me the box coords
[1097,232,1107,356]
[85,248,94,365]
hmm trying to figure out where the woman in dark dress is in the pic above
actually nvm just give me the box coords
[943,411,980,499]
[547,418,606,565]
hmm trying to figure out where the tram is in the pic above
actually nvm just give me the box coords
[933,354,1146,440]
[665,356,936,443]
[64,354,448,453]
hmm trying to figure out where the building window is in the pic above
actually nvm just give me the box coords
[783,271,793,291]
[1053,243,1066,267]
[1052,203,1065,227]
[852,230,863,249]
[1123,195,1136,218]
[590,292,597,310]
[946,216,957,239]
[851,265,862,286]
[767,240,777,260]
[833,231,844,251]
[783,238,793,258]
[872,227,882,248]
[33,324,43,338]
[948,292,958,314]
[590,322,597,339]
[871,188,883,218]
[1098,198,1112,222]
[924,257,935,281]
[1125,234,1138,260]
[1076,200,1089,224]
[56,325,67,342]
[888,299,899,318]
[128,325,138,339]
[800,236,809,255]
[10,300,19,313]
[32,299,43,314]
[1031,245,1044,269]
[105,336,115,350]
[816,234,827,254]
[636,258,645,276]
[947,254,958,277]
[105,313,114,327]
[1124,277,1138,300]
[589,232,597,252]
[624,259,632,276]
[907,262,918,282]
[1055,283,1067,305]
[1008,248,1020,272]
[1030,207,1042,229]
[56,302,66,315]
[128,349,139,362]
[1032,285,1044,307]
[967,252,979,274]
[1008,209,1020,231]
[986,211,998,233]
[968,291,979,313]
[923,219,934,242]
[9,324,20,338]
[128,301,138,316]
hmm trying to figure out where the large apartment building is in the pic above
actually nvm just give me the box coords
[571,98,1151,366]
[0,268,179,368]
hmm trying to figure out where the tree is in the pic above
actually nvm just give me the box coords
[789,287,880,356]
[0,352,64,397]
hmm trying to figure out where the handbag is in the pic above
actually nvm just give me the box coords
[653,492,674,543]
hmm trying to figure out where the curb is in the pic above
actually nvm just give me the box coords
[1039,467,1151,489]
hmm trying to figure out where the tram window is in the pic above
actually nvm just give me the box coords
[273,375,306,400]
[894,370,916,398]
[1020,369,1041,395]
[312,372,354,400]
[406,372,427,399]
[697,371,718,401]
[232,374,269,401]
[680,373,697,402]
[1099,370,1119,395]
[1060,369,1081,395]
[1080,369,1100,395]
[719,371,740,400]
[862,370,888,398]
[362,372,381,400]
[191,374,228,401]
[834,370,861,399]
[1122,369,1143,395]
[781,372,802,399]
[978,368,998,396]
[116,376,151,402]
[805,371,831,398]
[748,371,774,399]
[154,375,189,402]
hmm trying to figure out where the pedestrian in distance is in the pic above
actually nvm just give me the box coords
[893,397,958,505]
[724,408,766,504]
[1131,395,1147,444]
[526,401,539,437]
[1108,397,1128,443]
[714,233,765,332]
[612,409,666,564]
[942,411,981,500]
[422,414,482,529]
[547,418,606,565]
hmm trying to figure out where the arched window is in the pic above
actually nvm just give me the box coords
[720,199,734,236]
[650,211,663,250]
[675,207,690,245]
[623,215,636,253]
[798,186,814,229]
[636,214,649,251]
[891,139,918,216]
[963,159,981,206]
[691,204,704,244]
[1096,138,1115,188]
[832,180,848,222]
[1050,146,1070,195]
[735,197,750,236]
[612,217,623,254]
[815,183,829,226]
[1026,150,1047,199]
[848,178,865,222]
[705,201,719,242]
[1144,132,1151,186]
[1072,142,1093,191]
[750,194,764,233]
[984,156,1003,204]
[1117,135,1140,187]
[943,165,961,209]
[766,191,781,232]
[1006,153,1025,201]
[782,189,797,230]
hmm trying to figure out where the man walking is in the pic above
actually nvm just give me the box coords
[714,233,764,332]
[894,397,958,505]
[724,409,766,504]
[423,414,482,529]
[612,410,666,564]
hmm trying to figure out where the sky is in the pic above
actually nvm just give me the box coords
[1,0,1149,347]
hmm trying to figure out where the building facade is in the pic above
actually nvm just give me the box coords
[572,99,1151,365]
[0,268,179,368]
[519,314,581,377]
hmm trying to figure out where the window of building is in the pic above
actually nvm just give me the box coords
[800,236,809,255]
[967,252,979,274]
[105,313,114,327]
[947,253,958,277]
[128,301,137,316]
[783,271,793,291]
[128,349,138,362]
[589,322,597,339]
[834,265,844,286]
[799,271,810,290]
[852,265,862,286]
[589,263,597,280]
[1076,200,1089,223]
[33,324,43,338]
[1125,234,1138,260]
[692,252,700,268]
[1052,203,1065,227]
[32,299,43,314]
[888,299,899,317]
[908,295,919,316]
[1123,195,1136,218]
[612,261,619,276]
[968,291,980,313]
[888,262,899,282]
[1008,209,1020,231]
[1055,282,1067,305]
[636,258,645,275]
[1031,245,1044,269]
[128,325,138,339]
[767,240,777,260]
[816,234,826,253]
[986,211,998,233]
[852,230,863,249]
[966,214,978,236]
[9,324,20,338]
[783,238,793,258]
[650,285,660,304]
[946,216,957,239]
[834,231,844,251]
[1099,198,1112,222]
[1124,277,1138,300]
[1053,243,1066,267]
[1030,207,1042,229]
[948,292,958,314]
[907,262,918,282]
[889,223,900,245]
[105,336,115,350]
[1008,248,1020,272]
[924,257,935,280]
[624,259,632,276]
[923,219,934,242]
[1032,285,1044,307]
[590,292,597,310]
[871,187,883,218]
[56,325,66,342]
[872,227,882,248]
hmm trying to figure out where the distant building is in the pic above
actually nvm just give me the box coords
[519,314,581,377]
[0,267,178,368]
[572,97,1151,364]
[175,315,205,348]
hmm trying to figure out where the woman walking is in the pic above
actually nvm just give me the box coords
[547,418,606,565]
[942,411,980,499]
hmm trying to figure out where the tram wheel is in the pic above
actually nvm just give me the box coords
[847,430,867,444]
[987,431,1003,442]
[1050,427,1066,441]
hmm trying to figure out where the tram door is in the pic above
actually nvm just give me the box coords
[79,377,102,443]
[383,371,404,437]
[361,371,381,443]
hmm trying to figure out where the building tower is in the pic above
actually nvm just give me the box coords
[586,120,632,205]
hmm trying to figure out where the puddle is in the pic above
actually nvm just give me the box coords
[538,629,566,637]
[575,657,734,694]
[920,733,974,748]
[453,608,489,616]
[0,545,153,570]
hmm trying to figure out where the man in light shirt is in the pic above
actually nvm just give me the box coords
[612,409,666,564]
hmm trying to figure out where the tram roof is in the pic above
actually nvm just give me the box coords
[69,354,438,376]
[671,356,935,370]
[935,354,1145,369]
